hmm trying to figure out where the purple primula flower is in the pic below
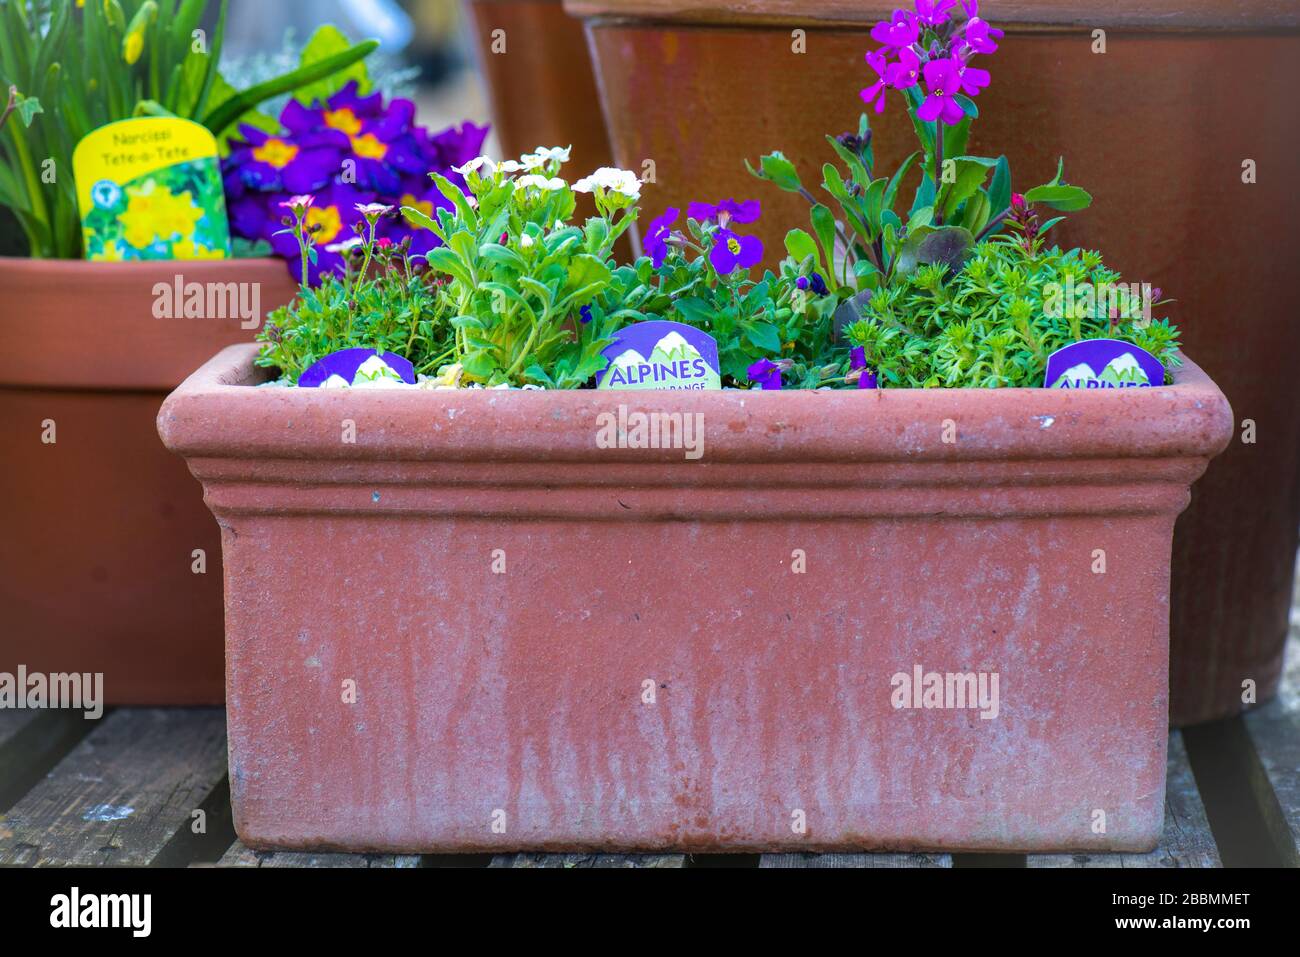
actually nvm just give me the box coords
[422,121,491,173]
[914,0,958,27]
[860,49,890,113]
[870,10,919,49]
[269,183,375,285]
[916,57,967,126]
[224,123,344,195]
[747,359,782,391]
[886,47,922,91]
[709,229,764,274]
[645,207,679,268]
[688,198,762,225]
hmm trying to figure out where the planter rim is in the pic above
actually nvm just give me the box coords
[563,0,1300,32]
[0,255,296,392]
[159,343,1233,468]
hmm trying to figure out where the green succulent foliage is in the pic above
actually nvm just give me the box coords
[842,238,1181,389]
[0,1,375,258]
[401,165,639,388]
[256,261,450,384]
[615,215,842,388]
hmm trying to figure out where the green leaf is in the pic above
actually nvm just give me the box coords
[743,321,782,353]
[895,225,975,276]
[293,25,373,108]
[987,155,1011,214]
[201,39,379,137]
[747,151,803,193]
[883,151,920,216]
[12,93,42,127]
[784,228,823,274]
[825,134,871,188]
[1023,184,1092,211]
[809,204,839,292]
[939,159,992,220]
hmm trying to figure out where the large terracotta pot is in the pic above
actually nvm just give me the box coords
[159,344,1230,852]
[567,0,1300,727]
[463,0,612,168]
[0,258,298,704]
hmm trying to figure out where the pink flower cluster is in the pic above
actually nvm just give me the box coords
[860,0,1004,126]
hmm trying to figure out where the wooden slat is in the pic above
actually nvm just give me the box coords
[0,710,103,815]
[216,841,422,868]
[489,853,686,868]
[761,852,952,868]
[0,708,227,866]
[1026,731,1219,868]
[1241,634,1300,865]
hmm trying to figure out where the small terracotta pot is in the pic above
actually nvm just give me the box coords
[160,344,1230,852]
[0,257,298,704]
[567,0,1300,727]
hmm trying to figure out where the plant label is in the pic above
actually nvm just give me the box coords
[72,117,232,262]
[299,348,416,388]
[596,320,722,391]
[1044,338,1164,389]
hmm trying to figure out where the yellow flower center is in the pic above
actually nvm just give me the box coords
[350,133,388,160]
[400,193,434,218]
[727,237,742,255]
[305,206,344,244]
[252,138,299,170]
[323,108,364,136]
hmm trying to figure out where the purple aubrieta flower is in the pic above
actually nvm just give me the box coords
[886,47,922,91]
[860,49,890,113]
[914,0,958,27]
[917,57,967,126]
[870,10,919,50]
[952,58,991,96]
[849,346,878,389]
[709,229,764,275]
[269,183,376,285]
[961,17,1003,56]
[747,359,783,391]
[645,207,679,268]
[688,198,762,225]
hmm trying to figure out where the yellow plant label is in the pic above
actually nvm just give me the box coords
[72,117,232,262]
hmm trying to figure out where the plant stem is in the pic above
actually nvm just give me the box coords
[933,121,944,226]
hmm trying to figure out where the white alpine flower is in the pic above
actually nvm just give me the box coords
[572,167,642,199]
[523,146,572,167]
[452,155,497,177]
[516,174,567,192]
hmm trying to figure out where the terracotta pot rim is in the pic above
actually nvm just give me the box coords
[564,0,1300,32]
[159,343,1233,467]
[0,254,289,274]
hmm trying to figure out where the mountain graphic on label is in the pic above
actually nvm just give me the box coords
[649,331,699,363]
[1053,352,1151,388]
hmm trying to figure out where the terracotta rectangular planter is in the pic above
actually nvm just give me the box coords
[0,258,297,704]
[160,344,1231,852]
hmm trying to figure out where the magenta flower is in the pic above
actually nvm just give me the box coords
[914,0,958,27]
[953,59,990,96]
[886,48,922,91]
[747,359,782,391]
[917,57,967,126]
[709,229,764,274]
[860,49,890,113]
[688,198,762,225]
[645,207,679,268]
[961,17,1003,55]
[870,10,919,50]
